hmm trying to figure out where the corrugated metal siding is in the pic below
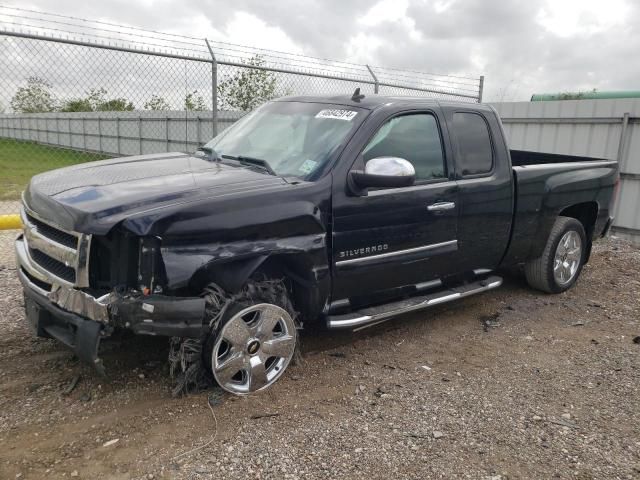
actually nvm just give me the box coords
[0,110,243,158]
[491,99,640,244]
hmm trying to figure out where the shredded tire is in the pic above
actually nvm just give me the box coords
[168,337,210,397]
[168,277,297,396]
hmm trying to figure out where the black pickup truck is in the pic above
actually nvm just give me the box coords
[16,93,617,395]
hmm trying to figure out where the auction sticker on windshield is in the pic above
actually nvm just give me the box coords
[315,109,358,121]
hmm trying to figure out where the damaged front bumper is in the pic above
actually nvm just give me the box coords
[16,235,206,372]
[22,281,108,373]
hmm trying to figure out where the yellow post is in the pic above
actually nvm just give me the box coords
[0,214,22,230]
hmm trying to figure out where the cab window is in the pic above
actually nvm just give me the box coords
[362,113,446,181]
[451,112,493,176]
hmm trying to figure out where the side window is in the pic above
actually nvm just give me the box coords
[362,113,445,181]
[451,112,493,176]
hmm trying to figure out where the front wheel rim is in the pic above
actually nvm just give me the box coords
[211,303,296,395]
[553,230,582,286]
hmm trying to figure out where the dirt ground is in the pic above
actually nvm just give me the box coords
[0,231,638,480]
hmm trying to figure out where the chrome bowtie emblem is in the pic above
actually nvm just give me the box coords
[247,340,260,355]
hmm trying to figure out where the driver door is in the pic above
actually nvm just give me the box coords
[331,111,459,300]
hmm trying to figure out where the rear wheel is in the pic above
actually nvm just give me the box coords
[204,281,297,395]
[524,216,587,293]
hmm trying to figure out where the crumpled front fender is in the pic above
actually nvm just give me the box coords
[160,233,327,293]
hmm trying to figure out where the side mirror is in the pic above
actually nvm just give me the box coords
[350,157,416,189]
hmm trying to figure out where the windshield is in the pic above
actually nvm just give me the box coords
[204,101,365,179]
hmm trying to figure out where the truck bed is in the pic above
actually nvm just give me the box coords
[503,155,618,265]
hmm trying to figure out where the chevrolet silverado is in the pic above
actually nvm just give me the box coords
[15,92,618,395]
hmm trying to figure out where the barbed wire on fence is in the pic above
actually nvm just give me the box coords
[0,7,483,214]
[0,5,482,94]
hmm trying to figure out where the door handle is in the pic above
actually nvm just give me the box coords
[427,201,456,212]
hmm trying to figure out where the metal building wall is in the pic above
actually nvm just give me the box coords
[0,111,242,158]
[491,99,640,244]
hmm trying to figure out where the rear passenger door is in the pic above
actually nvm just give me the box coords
[445,108,513,273]
[331,110,460,300]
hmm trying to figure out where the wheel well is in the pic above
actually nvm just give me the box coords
[559,202,598,237]
[251,256,315,321]
[559,202,598,261]
[191,254,326,325]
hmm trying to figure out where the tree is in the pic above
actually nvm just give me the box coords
[184,90,206,111]
[11,77,56,113]
[60,98,93,112]
[144,95,172,110]
[88,88,134,111]
[85,88,108,111]
[98,98,134,111]
[60,88,134,112]
[555,89,598,101]
[217,56,280,111]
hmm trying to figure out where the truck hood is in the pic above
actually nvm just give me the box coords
[24,152,292,234]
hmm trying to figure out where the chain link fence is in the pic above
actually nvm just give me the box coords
[0,7,483,218]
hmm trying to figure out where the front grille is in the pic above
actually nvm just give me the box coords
[26,213,78,249]
[30,248,77,283]
[21,201,91,287]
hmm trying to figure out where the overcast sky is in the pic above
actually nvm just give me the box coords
[3,0,639,101]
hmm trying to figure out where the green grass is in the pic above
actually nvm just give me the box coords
[0,139,109,200]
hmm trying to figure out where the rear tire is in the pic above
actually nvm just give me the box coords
[524,216,587,294]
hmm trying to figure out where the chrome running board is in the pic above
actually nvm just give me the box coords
[327,276,503,330]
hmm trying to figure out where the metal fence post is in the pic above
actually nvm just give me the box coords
[204,39,218,138]
[97,117,102,153]
[617,112,630,168]
[165,117,170,152]
[366,65,379,94]
[138,115,142,155]
[612,112,631,219]
[82,116,87,151]
[116,117,121,155]
[478,76,485,103]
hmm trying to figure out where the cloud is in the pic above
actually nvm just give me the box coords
[214,11,305,55]
[2,0,639,101]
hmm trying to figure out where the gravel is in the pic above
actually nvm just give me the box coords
[0,230,18,266]
[0,235,638,479]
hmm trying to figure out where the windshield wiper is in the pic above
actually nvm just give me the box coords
[221,154,277,176]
